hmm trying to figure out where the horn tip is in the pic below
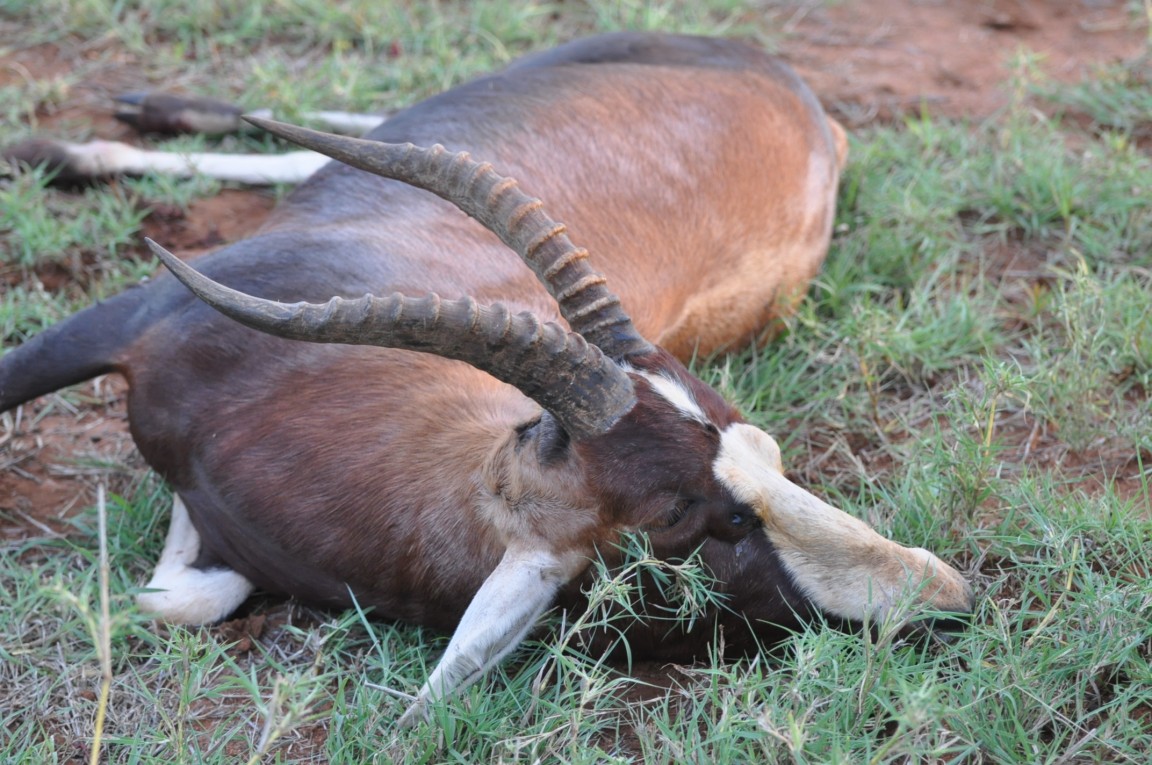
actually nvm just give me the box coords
[144,236,177,265]
[145,237,201,290]
[241,114,276,130]
[242,114,308,144]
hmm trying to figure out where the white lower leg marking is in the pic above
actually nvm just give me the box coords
[398,546,581,726]
[137,495,254,624]
[64,140,330,183]
[302,110,387,134]
[244,108,386,135]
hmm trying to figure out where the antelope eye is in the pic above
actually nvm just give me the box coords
[666,498,692,528]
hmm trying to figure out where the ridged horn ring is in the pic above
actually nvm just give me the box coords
[147,240,635,440]
[245,117,654,361]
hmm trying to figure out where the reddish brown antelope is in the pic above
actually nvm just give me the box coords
[0,32,971,724]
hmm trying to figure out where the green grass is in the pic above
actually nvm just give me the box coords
[3,1,1152,762]
[1033,53,1152,139]
[1,169,149,269]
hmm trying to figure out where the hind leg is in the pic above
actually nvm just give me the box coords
[137,495,254,624]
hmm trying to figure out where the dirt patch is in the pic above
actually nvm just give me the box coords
[2,40,146,140]
[1,376,138,538]
[141,188,277,256]
[783,0,1147,125]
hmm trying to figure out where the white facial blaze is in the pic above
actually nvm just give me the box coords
[713,423,972,624]
[622,365,710,425]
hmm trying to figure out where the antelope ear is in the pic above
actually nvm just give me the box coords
[398,546,583,727]
[517,412,572,465]
[713,424,973,626]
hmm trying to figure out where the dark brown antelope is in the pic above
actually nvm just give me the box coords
[0,32,971,724]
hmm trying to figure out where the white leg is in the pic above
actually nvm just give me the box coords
[246,108,386,135]
[397,546,583,726]
[6,101,387,183]
[65,140,332,184]
[137,495,254,624]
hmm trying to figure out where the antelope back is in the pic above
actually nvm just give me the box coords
[266,32,847,358]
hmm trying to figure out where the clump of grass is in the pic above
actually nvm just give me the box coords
[0,77,73,128]
[0,283,73,343]
[1032,54,1152,138]
[1023,263,1152,450]
[0,169,148,269]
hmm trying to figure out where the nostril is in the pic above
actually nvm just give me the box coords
[907,610,973,645]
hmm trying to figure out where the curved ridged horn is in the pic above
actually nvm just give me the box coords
[244,116,654,360]
[147,240,635,441]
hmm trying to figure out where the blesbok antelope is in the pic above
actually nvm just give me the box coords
[0,32,972,724]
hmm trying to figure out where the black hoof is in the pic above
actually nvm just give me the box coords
[113,92,244,135]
